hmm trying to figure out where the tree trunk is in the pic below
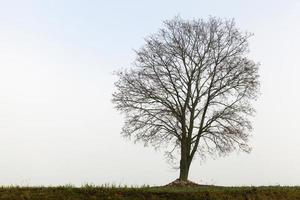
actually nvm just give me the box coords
[179,159,190,181]
[179,140,191,181]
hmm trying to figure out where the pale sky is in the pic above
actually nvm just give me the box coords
[0,0,300,187]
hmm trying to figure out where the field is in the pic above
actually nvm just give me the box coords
[1,185,300,200]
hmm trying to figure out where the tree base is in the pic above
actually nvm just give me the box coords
[164,179,201,187]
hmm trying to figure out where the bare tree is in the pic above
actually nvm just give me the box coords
[112,17,259,181]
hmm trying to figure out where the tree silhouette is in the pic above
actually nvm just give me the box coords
[112,17,259,181]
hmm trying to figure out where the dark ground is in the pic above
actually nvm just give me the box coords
[1,182,300,200]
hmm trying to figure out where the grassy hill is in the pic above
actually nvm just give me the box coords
[1,185,300,200]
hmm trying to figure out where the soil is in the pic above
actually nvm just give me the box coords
[164,179,203,187]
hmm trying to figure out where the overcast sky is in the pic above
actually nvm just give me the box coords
[0,0,300,187]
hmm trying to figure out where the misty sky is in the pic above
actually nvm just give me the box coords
[0,0,300,186]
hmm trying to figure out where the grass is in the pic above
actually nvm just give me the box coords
[0,185,300,200]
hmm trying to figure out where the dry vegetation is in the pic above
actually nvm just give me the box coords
[1,185,299,200]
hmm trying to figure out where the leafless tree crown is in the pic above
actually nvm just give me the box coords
[112,17,259,163]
